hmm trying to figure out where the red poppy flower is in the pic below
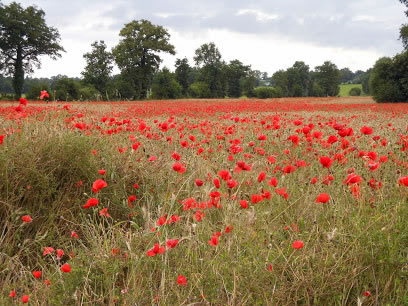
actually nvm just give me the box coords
[82,198,98,209]
[0,135,5,145]
[166,239,179,248]
[71,231,79,239]
[43,247,55,256]
[61,264,71,273]
[240,200,249,208]
[258,171,266,182]
[147,243,166,256]
[92,179,107,193]
[19,98,27,106]
[128,195,136,207]
[399,176,408,186]
[360,126,373,135]
[56,249,64,259]
[40,90,50,99]
[22,215,32,223]
[195,179,203,186]
[173,162,186,173]
[99,208,110,217]
[22,295,29,303]
[208,235,219,246]
[98,169,106,175]
[319,156,333,168]
[177,275,187,286]
[32,271,42,279]
[316,193,330,203]
[213,178,220,188]
[9,290,15,298]
[292,240,304,249]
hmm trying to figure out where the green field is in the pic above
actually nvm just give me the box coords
[339,84,365,97]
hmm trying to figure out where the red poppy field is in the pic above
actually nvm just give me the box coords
[1,97,408,305]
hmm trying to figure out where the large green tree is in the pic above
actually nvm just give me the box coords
[194,42,226,98]
[112,19,175,100]
[81,40,113,96]
[314,61,341,96]
[400,0,408,49]
[287,61,310,97]
[174,57,191,96]
[0,2,64,99]
[225,60,250,98]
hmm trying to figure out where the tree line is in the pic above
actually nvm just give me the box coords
[0,1,405,102]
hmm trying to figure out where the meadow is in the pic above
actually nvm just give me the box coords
[1,96,408,305]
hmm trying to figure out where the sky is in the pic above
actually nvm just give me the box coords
[2,0,407,78]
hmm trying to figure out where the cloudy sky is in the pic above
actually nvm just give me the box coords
[3,0,407,78]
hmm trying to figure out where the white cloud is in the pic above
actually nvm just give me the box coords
[236,9,279,22]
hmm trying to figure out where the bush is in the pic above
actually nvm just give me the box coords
[188,82,211,98]
[349,87,362,96]
[54,77,80,101]
[310,83,325,97]
[254,87,282,99]
[151,68,182,99]
[78,85,101,101]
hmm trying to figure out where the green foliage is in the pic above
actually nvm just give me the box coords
[225,60,250,98]
[187,81,211,98]
[272,70,289,97]
[370,53,408,102]
[339,67,354,83]
[26,82,51,100]
[54,77,80,101]
[254,86,282,98]
[112,19,175,100]
[0,2,64,99]
[111,73,137,100]
[78,85,100,101]
[314,61,341,96]
[151,68,182,99]
[310,83,325,97]
[349,87,362,96]
[81,40,113,96]
[287,61,310,96]
[175,58,192,96]
[194,43,226,98]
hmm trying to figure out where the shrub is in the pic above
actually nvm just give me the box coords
[187,82,211,98]
[349,87,362,96]
[254,86,281,99]
[151,68,182,99]
[54,77,80,101]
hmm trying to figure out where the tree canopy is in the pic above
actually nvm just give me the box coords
[0,1,64,99]
[81,40,113,95]
[112,19,175,99]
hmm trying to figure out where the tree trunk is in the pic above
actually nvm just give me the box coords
[12,45,24,100]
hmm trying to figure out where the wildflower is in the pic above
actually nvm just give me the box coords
[32,271,42,279]
[316,193,330,204]
[166,239,179,248]
[82,198,98,209]
[292,240,304,249]
[22,295,29,303]
[177,275,187,286]
[43,247,55,256]
[92,179,107,193]
[22,215,32,223]
[208,235,219,246]
[147,243,166,256]
[61,264,71,273]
